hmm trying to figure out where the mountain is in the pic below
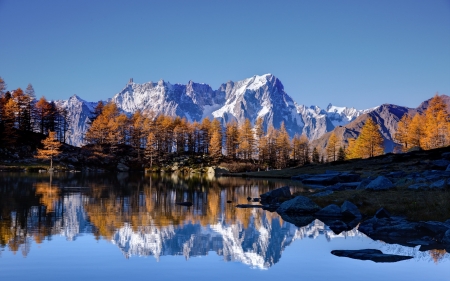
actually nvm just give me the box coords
[58,74,367,147]
[311,95,450,153]
[55,95,98,147]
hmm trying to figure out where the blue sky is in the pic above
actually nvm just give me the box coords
[0,0,449,109]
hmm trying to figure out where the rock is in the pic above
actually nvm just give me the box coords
[236,204,263,208]
[226,200,232,203]
[277,213,315,227]
[315,204,342,217]
[408,183,429,190]
[251,198,260,202]
[431,159,450,169]
[207,166,229,176]
[117,163,129,172]
[386,171,406,178]
[176,202,193,207]
[446,164,450,172]
[276,195,321,215]
[442,230,450,244]
[407,146,422,152]
[331,249,413,263]
[441,152,450,160]
[260,186,291,204]
[356,178,371,190]
[302,174,339,186]
[329,182,361,191]
[430,179,447,189]
[311,190,334,197]
[337,173,361,183]
[365,176,394,191]
[325,220,349,234]
[418,221,450,236]
[341,201,361,218]
[375,208,391,219]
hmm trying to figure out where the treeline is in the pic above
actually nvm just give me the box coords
[86,94,450,168]
[0,77,69,147]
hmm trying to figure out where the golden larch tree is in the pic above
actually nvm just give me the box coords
[356,118,384,158]
[423,94,449,149]
[35,131,62,170]
[394,113,411,152]
[326,132,339,161]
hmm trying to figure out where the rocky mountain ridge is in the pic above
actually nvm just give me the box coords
[57,74,369,146]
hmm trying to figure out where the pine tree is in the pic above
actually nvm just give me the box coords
[326,132,338,162]
[35,131,62,170]
[24,84,36,132]
[35,96,50,134]
[0,77,6,96]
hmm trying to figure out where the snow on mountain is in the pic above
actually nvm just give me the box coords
[55,95,98,146]
[58,74,374,146]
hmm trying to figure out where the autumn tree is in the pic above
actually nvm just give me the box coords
[347,118,384,158]
[275,122,290,168]
[35,96,50,134]
[209,130,222,164]
[254,117,265,163]
[225,121,239,159]
[394,113,412,152]
[238,119,254,160]
[292,134,309,165]
[326,132,339,162]
[423,94,449,149]
[35,131,62,170]
[407,113,425,149]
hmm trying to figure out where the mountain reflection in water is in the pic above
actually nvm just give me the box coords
[0,172,448,267]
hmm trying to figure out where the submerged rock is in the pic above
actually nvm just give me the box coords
[315,204,342,217]
[236,204,263,208]
[331,249,413,263]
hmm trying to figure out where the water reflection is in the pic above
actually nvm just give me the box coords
[0,172,448,267]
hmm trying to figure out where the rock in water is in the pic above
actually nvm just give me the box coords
[331,249,413,263]
[315,204,342,217]
[341,201,361,218]
[276,196,320,215]
[260,186,291,204]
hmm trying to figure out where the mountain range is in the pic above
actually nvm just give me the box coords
[57,74,444,150]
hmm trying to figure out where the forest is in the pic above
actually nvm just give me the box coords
[1,75,450,171]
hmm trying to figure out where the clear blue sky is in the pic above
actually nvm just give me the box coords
[0,0,449,109]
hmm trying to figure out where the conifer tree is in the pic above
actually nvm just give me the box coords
[0,77,6,96]
[407,113,425,149]
[145,132,157,168]
[238,119,254,160]
[254,117,265,163]
[347,118,384,158]
[312,147,320,163]
[275,122,290,168]
[326,132,338,162]
[394,113,412,152]
[35,131,62,170]
[225,121,239,159]
[423,94,449,149]
[337,146,346,161]
[35,96,50,134]
[209,130,222,164]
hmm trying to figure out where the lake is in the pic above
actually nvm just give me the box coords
[0,172,448,281]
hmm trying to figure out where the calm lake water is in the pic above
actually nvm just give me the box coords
[0,172,448,281]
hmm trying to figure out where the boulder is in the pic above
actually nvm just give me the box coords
[374,208,391,219]
[418,221,450,236]
[442,230,450,244]
[341,201,361,218]
[331,249,413,263]
[431,159,450,169]
[408,183,429,190]
[315,204,342,217]
[441,152,450,160]
[207,166,229,176]
[277,213,315,228]
[276,196,321,215]
[356,178,371,190]
[365,176,394,191]
[260,186,291,204]
[311,190,334,197]
[302,174,339,186]
[430,179,447,189]
[117,163,129,172]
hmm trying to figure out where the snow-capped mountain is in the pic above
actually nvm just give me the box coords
[57,74,371,146]
[55,95,98,146]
